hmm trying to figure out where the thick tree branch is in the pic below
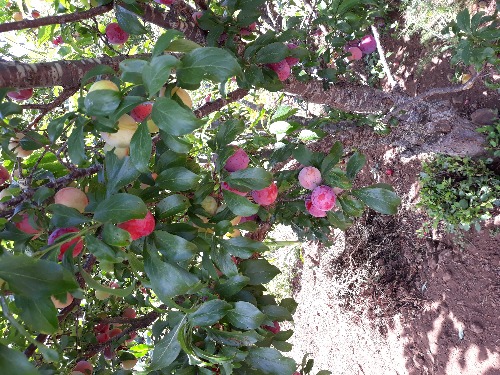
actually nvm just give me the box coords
[0,5,113,33]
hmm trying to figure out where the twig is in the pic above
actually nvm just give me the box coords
[370,25,397,90]
[302,0,328,35]
[0,5,113,33]
[193,88,249,118]
[0,164,102,218]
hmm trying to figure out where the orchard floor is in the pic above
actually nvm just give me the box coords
[265,2,500,372]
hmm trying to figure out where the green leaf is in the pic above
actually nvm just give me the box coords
[226,301,266,330]
[166,39,202,53]
[152,97,205,136]
[93,193,148,223]
[225,168,272,191]
[215,274,250,298]
[130,121,152,173]
[0,255,78,298]
[105,152,141,195]
[346,152,366,180]
[84,89,121,117]
[206,328,263,347]
[19,131,50,150]
[293,144,313,166]
[255,42,289,64]
[80,269,135,297]
[144,247,200,302]
[456,9,471,33]
[261,305,293,321]
[142,55,179,96]
[152,30,184,57]
[188,299,232,326]
[116,5,147,35]
[216,119,245,146]
[153,231,197,262]
[85,234,119,263]
[220,237,269,259]
[156,167,199,191]
[47,204,90,227]
[351,185,401,215]
[327,210,352,230]
[120,59,147,84]
[15,296,58,334]
[47,113,72,143]
[239,259,280,285]
[150,322,183,370]
[177,47,242,89]
[245,347,296,375]
[102,223,132,247]
[162,134,192,154]
[156,194,191,219]
[0,344,39,375]
[0,102,22,119]
[324,168,352,189]
[67,123,86,165]
[321,141,343,174]
[223,190,259,217]
[338,195,365,217]
[81,65,116,87]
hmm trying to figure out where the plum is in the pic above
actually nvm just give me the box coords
[267,60,291,81]
[15,213,40,234]
[359,34,377,54]
[224,148,249,172]
[54,187,89,213]
[305,198,327,218]
[221,181,247,196]
[251,182,278,206]
[298,166,322,190]
[117,210,156,240]
[262,320,280,334]
[130,102,153,122]
[311,185,336,211]
[73,361,93,375]
[105,23,129,45]
[7,88,33,101]
[347,46,363,61]
[48,227,84,261]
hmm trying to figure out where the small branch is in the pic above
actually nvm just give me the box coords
[0,164,102,218]
[193,0,208,11]
[370,24,397,90]
[193,88,249,118]
[0,5,113,33]
[23,86,79,129]
[385,71,484,120]
[302,0,328,35]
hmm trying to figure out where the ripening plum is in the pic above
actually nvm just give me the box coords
[224,148,250,172]
[130,102,153,122]
[262,320,280,334]
[15,213,41,235]
[117,210,156,240]
[48,227,84,261]
[0,166,10,184]
[347,47,363,61]
[88,79,119,93]
[105,23,129,45]
[221,181,247,196]
[298,166,322,190]
[122,307,136,319]
[54,187,89,213]
[285,43,300,66]
[155,0,174,4]
[9,133,33,158]
[7,88,33,101]
[267,60,291,81]
[192,11,203,24]
[305,198,327,218]
[359,34,377,54]
[101,114,138,148]
[251,182,278,206]
[51,292,74,309]
[73,360,93,375]
[311,185,336,211]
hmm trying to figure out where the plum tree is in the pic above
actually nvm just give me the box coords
[48,227,84,261]
[54,187,89,213]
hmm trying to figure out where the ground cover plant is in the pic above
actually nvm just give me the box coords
[0,0,499,374]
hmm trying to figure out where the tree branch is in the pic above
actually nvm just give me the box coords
[193,88,249,117]
[0,165,102,218]
[0,5,113,33]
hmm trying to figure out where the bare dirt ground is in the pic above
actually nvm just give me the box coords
[274,2,500,374]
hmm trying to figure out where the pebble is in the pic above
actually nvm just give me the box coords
[471,108,498,125]
[470,321,484,334]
